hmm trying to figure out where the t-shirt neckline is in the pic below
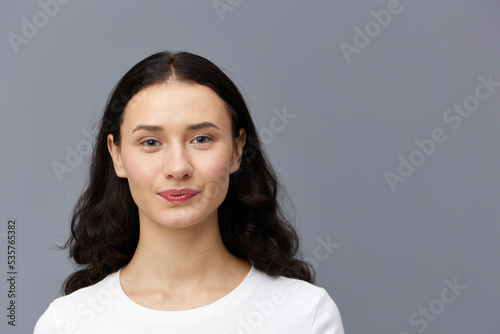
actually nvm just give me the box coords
[111,265,260,321]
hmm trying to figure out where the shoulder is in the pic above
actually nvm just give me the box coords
[255,271,328,303]
[52,270,121,309]
[253,270,336,307]
[34,271,121,333]
[247,269,345,333]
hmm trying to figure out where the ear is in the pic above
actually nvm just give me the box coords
[230,128,246,174]
[107,134,127,178]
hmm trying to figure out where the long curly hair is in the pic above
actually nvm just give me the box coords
[62,51,314,295]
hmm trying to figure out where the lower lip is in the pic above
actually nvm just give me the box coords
[158,193,199,204]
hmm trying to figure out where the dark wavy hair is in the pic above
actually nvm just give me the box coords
[63,51,314,295]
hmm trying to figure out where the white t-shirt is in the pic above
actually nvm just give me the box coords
[34,266,344,334]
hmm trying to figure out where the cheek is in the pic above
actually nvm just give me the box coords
[121,151,158,188]
[198,152,232,198]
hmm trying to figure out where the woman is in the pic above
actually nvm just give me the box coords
[34,51,344,333]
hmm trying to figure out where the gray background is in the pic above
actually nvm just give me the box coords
[1,0,499,333]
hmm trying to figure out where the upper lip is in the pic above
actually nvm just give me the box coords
[158,188,199,196]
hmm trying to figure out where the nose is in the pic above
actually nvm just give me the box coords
[162,143,193,180]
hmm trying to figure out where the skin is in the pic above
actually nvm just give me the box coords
[107,82,250,311]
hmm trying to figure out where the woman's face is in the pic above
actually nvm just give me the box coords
[108,82,245,230]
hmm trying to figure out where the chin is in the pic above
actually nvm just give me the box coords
[150,211,217,230]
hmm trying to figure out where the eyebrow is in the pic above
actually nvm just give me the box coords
[132,125,163,133]
[186,122,221,131]
[132,122,221,133]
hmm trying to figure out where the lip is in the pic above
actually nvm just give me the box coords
[157,188,199,205]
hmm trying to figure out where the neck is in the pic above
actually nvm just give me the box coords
[121,213,250,292]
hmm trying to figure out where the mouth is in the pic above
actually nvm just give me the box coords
[157,188,199,205]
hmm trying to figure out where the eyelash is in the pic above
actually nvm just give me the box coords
[140,136,212,147]
[191,135,212,144]
[141,139,161,147]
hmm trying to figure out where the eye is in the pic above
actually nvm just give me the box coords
[141,139,161,147]
[191,136,212,144]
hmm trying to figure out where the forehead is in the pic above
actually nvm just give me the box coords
[122,82,230,129]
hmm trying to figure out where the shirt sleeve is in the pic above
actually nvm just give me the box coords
[310,289,345,334]
[33,303,58,334]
